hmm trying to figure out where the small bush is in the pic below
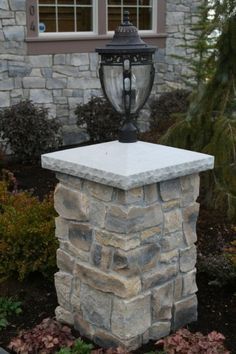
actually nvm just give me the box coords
[0,100,61,163]
[197,253,236,287]
[57,339,93,354]
[8,318,75,354]
[75,97,123,143]
[150,90,191,133]
[156,328,230,354]
[0,297,22,331]
[0,179,58,281]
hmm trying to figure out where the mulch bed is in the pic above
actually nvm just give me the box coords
[0,162,235,353]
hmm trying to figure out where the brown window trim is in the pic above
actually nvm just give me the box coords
[26,0,166,55]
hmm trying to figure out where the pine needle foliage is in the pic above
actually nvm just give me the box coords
[161,3,236,221]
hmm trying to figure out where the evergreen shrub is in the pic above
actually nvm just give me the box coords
[0,100,61,163]
[75,97,123,143]
[0,180,58,281]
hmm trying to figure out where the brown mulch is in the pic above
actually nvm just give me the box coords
[0,162,235,353]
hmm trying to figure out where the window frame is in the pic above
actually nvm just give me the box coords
[26,0,166,55]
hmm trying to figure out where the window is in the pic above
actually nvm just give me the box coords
[107,0,154,32]
[38,0,94,33]
[26,0,166,54]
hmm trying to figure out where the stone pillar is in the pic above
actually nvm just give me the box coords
[42,141,214,351]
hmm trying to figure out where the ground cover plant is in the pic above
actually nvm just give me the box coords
[0,297,22,331]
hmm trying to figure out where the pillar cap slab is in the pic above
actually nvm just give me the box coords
[42,141,214,190]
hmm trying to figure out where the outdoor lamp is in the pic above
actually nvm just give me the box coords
[96,11,156,143]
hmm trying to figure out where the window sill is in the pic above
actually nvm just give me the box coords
[26,33,167,55]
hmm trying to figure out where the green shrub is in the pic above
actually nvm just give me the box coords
[150,90,191,133]
[0,297,22,331]
[0,180,58,281]
[0,100,61,163]
[57,339,93,354]
[75,97,124,143]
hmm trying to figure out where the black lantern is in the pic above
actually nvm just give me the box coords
[96,11,156,143]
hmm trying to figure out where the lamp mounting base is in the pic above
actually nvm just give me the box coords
[119,120,138,143]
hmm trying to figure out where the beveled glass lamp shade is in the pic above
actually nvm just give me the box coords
[96,11,156,143]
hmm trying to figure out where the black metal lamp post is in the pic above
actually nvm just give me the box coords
[96,11,156,143]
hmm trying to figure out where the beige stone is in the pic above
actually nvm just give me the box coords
[160,249,178,264]
[144,183,159,204]
[162,199,180,211]
[68,222,93,252]
[55,306,74,326]
[111,293,151,339]
[84,180,113,202]
[56,172,82,190]
[89,199,106,228]
[161,231,184,251]
[174,275,183,301]
[55,217,69,240]
[55,272,73,311]
[160,178,181,201]
[75,262,141,298]
[60,240,90,263]
[93,329,142,351]
[141,226,162,244]
[74,313,95,339]
[152,281,174,321]
[164,208,183,233]
[54,183,89,221]
[57,249,74,273]
[115,187,143,204]
[95,229,140,251]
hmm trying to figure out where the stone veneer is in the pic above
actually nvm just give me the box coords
[0,0,202,142]
[53,172,199,350]
[42,141,214,350]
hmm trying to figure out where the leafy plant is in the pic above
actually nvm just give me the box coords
[0,100,61,163]
[57,339,93,354]
[75,97,124,143]
[0,179,58,281]
[8,318,75,354]
[156,329,230,354]
[160,10,236,221]
[0,297,22,331]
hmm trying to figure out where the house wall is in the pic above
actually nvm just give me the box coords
[0,0,201,145]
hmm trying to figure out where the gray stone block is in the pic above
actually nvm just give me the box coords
[173,295,198,330]
[152,281,174,321]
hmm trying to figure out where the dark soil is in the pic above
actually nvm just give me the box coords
[0,163,235,353]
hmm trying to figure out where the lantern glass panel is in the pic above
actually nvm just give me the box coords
[102,62,153,115]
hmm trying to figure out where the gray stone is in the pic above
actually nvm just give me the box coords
[161,231,184,251]
[9,0,25,10]
[28,55,52,68]
[91,244,112,271]
[182,268,198,296]
[71,53,89,66]
[69,222,93,252]
[0,0,9,10]
[15,12,26,25]
[144,183,159,204]
[80,284,112,330]
[89,199,106,228]
[54,54,66,65]
[30,89,53,103]
[152,282,174,321]
[3,26,24,41]
[23,77,45,89]
[113,244,160,276]
[140,226,162,245]
[67,77,101,89]
[142,263,178,290]
[111,294,151,339]
[0,92,10,107]
[105,204,163,234]
[8,63,31,77]
[182,203,199,246]
[149,321,171,340]
[89,52,98,71]
[54,183,89,221]
[55,217,69,240]
[173,295,198,330]
[46,78,67,89]
[160,178,181,201]
[0,78,14,90]
[180,245,197,272]
[57,249,74,274]
[115,187,143,204]
[56,173,82,190]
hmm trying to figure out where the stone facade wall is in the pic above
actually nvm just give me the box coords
[54,172,200,350]
[0,0,201,142]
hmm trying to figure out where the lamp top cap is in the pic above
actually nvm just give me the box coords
[96,10,156,54]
